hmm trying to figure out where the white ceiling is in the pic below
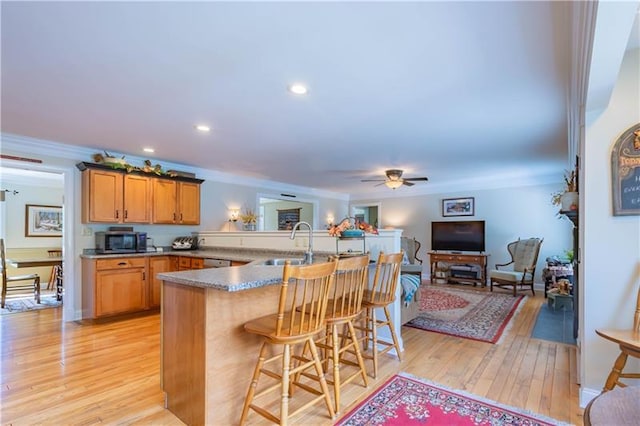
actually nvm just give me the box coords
[1,2,638,196]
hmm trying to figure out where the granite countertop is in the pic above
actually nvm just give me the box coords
[81,246,334,293]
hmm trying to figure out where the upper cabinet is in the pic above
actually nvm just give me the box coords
[152,180,200,225]
[78,162,203,225]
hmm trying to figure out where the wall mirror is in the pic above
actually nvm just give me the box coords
[257,193,319,230]
[350,202,382,228]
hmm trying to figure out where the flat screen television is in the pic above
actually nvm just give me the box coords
[431,220,485,252]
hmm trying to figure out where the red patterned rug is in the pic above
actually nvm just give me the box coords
[336,373,566,426]
[405,286,524,343]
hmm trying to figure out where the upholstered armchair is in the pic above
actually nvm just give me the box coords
[400,237,423,277]
[489,237,543,296]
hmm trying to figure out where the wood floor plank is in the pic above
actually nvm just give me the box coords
[0,284,583,425]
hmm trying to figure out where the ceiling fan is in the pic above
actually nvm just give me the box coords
[361,169,429,189]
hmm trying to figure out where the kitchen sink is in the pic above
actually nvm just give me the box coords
[260,258,305,266]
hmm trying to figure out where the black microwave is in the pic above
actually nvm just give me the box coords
[95,231,147,253]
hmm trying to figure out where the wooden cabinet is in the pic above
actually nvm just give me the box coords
[77,162,202,225]
[81,169,152,224]
[176,256,204,271]
[428,252,489,287]
[148,256,173,308]
[82,169,123,223]
[153,180,200,225]
[82,257,147,319]
[123,174,152,223]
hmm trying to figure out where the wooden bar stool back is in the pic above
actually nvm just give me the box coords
[359,251,404,378]
[239,259,338,426]
[1,239,41,308]
[314,254,370,413]
[47,249,62,291]
[595,284,640,391]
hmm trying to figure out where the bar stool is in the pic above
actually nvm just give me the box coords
[359,251,404,378]
[314,254,370,413]
[239,260,337,426]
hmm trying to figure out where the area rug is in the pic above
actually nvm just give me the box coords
[405,286,524,343]
[336,372,568,426]
[531,305,576,345]
[0,294,61,315]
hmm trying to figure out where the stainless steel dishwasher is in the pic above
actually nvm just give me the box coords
[203,258,231,268]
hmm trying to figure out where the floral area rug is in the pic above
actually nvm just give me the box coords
[405,286,524,343]
[0,294,61,315]
[336,372,568,426]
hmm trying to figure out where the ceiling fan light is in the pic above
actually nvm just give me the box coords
[385,180,403,189]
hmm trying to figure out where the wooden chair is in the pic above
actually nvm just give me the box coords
[1,239,41,308]
[313,254,370,413]
[594,285,640,391]
[489,237,543,296]
[46,249,62,290]
[359,251,404,378]
[239,260,338,425]
[583,386,640,425]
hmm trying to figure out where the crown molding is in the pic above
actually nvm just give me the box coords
[1,132,350,201]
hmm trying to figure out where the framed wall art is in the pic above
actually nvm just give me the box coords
[442,197,475,217]
[25,204,62,237]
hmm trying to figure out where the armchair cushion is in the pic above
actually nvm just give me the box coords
[489,270,533,283]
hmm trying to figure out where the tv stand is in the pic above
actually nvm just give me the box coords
[429,251,489,287]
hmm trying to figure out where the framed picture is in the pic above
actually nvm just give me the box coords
[25,204,62,237]
[442,197,475,217]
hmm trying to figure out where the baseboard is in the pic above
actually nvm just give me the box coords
[580,387,600,408]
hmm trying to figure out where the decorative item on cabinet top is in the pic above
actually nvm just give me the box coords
[76,162,204,183]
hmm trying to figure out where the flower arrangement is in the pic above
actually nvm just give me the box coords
[239,207,258,224]
[328,217,378,237]
[550,169,577,206]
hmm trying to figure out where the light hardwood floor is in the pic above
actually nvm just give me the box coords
[0,285,583,425]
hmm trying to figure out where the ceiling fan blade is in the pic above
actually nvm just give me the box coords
[403,177,429,181]
[361,179,385,182]
[402,181,415,186]
[374,182,387,187]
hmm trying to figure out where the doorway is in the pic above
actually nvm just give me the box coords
[0,165,70,319]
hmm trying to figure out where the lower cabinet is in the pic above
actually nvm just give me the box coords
[82,257,147,319]
[149,256,173,308]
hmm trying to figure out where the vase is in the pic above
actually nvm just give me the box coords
[243,223,256,231]
[560,192,578,211]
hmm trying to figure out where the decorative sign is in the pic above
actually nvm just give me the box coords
[611,123,640,216]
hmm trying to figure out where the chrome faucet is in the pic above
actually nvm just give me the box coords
[290,221,313,264]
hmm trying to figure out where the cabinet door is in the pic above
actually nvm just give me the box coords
[177,182,200,225]
[153,179,178,224]
[95,267,146,317]
[85,169,123,223]
[124,174,152,223]
[149,256,171,308]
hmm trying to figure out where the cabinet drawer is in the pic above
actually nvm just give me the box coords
[179,257,192,268]
[96,257,146,270]
[191,258,204,269]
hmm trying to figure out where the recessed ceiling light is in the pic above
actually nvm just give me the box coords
[195,124,211,132]
[143,148,155,153]
[288,83,308,95]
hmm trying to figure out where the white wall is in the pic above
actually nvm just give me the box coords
[582,47,640,399]
[1,181,63,248]
[355,182,574,283]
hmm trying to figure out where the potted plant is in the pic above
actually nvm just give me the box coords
[239,207,258,231]
[551,170,578,212]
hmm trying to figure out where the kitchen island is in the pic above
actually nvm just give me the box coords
[158,263,310,425]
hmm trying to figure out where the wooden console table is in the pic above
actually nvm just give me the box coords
[429,252,489,287]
